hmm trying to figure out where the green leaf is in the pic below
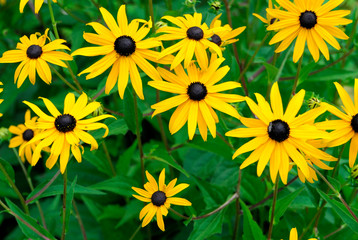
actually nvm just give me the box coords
[83,148,113,176]
[317,189,358,233]
[270,187,304,224]
[144,141,190,177]
[81,196,102,221]
[327,176,341,192]
[116,140,137,176]
[188,209,226,240]
[306,68,357,82]
[89,176,136,196]
[64,176,77,233]
[115,200,143,228]
[5,198,56,240]
[263,62,279,82]
[0,157,15,183]
[298,62,316,82]
[123,88,142,133]
[240,200,266,240]
[91,118,128,139]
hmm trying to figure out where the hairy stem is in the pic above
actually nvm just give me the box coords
[291,56,303,97]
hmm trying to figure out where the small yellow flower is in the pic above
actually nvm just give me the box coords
[0,29,72,88]
[19,0,57,14]
[8,110,47,164]
[266,0,352,62]
[22,92,115,173]
[209,14,246,49]
[282,227,317,240]
[132,168,191,231]
[253,0,278,25]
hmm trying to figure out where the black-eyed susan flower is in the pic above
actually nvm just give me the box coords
[226,82,336,184]
[209,14,246,49]
[20,0,57,13]
[266,0,352,62]
[72,5,170,100]
[22,92,115,173]
[253,0,278,25]
[0,29,72,88]
[0,81,3,117]
[316,79,358,168]
[132,168,191,231]
[157,12,225,70]
[282,227,317,240]
[8,110,47,164]
[149,56,244,141]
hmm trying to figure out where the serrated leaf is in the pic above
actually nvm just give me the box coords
[5,198,56,240]
[241,200,266,240]
[317,189,358,233]
[188,209,226,240]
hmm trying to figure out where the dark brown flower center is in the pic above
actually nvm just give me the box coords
[26,45,43,59]
[270,18,277,25]
[151,191,167,206]
[268,119,290,142]
[22,129,34,141]
[299,11,317,29]
[210,34,222,46]
[187,82,207,101]
[187,26,204,40]
[114,36,136,56]
[55,114,76,133]
[351,114,358,132]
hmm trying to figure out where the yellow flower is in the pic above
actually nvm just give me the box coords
[8,110,47,164]
[267,0,352,62]
[282,228,317,240]
[316,79,358,167]
[132,168,191,231]
[253,0,278,25]
[157,12,225,70]
[0,81,3,117]
[22,92,115,173]
[149,56,244,141]
[19,0,57,14]
[72,5,171,100]
[0,29,72,88]
[209,14,246,49]
[226,82,336,184]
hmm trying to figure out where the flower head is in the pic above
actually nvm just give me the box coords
[267,0,352,62]
[253,0,278,25]
[149,56,244,141]
[226,82,336,184]
[209,14,246,49]
[0,29,72,88]
[132,168,191,231]
[22,92,115,173]
[157,12,225,70]
[72,5,170,100]
[316,79,358,167]
[282,228,317,240]
[20,0,57,13]
[9,110,47,164]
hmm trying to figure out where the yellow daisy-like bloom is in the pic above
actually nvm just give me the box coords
[20,0,57,14]
[8,110,44,164]
[282,228,317,240]
[226,82,336,184]
[0,29,72,88]
[157,13,225,70]
[149,57,244,141]
[253,0,278,25]
[22,92,115,173]
[266,0,352,62]
[72,5,170,100]
[132,168,191,231]
[316,79,358,168]
[209,14,246,49]
[0,82,3,117]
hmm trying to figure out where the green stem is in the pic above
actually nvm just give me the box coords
[267,177,279,240]
[102,141,116,177]
[309,163,358,223]
[129,225,142,240]
[47,0,83,92]
[61,170,68,240]
[12,149,47,229]
[133,92,145,185]
[0,162,29,214]
[237,32,270,93]
[73,200,87,240]
[291,56,303,97]
[148,0,156,33]
[331,144,345,178]
[50,65,81,94]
